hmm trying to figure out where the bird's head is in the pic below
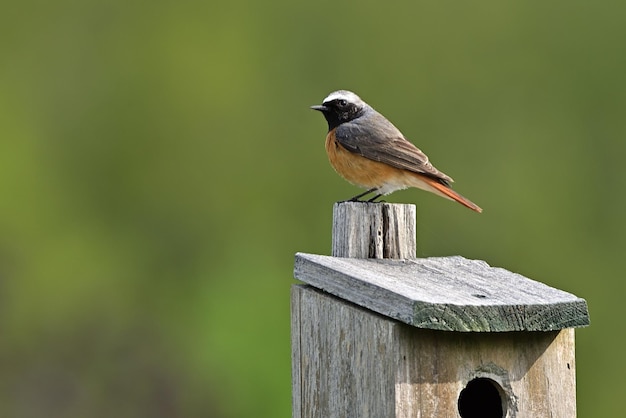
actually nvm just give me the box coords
[311,90,367,131]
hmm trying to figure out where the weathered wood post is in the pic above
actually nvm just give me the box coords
[292,202,589,418]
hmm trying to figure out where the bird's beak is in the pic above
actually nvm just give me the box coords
[310,104,327,112]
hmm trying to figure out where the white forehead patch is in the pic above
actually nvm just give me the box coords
[322,90,363,105]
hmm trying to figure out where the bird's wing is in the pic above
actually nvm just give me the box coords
[334,112,454,185]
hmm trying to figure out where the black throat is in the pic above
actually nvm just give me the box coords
[322,111,344,132]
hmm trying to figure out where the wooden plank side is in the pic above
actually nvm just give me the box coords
[292,286,578,417]
[292,285,397,418]
[395,327,576,418]
[291,285,303,418]
[294,253,589,332]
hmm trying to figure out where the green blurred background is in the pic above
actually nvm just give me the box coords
[1,1,624,416]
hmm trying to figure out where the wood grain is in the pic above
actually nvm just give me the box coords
[294,253,590,332]
[331,202,416,259]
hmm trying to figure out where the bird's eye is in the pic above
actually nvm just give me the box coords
[338,99,348,107]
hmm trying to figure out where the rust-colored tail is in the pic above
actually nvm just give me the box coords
[420,176,483,213]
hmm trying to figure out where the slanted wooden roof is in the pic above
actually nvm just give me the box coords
[294,253,590,332]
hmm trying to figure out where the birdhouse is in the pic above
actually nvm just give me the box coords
[291,202,589,418]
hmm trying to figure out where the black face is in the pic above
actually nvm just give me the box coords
[312,99,363,131]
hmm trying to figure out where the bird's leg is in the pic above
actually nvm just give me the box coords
[346,188,378,202]
[367,194,383,202]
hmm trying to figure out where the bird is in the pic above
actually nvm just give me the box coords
[311,90,482,213]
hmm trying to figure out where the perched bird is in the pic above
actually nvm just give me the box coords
[311,90,482,213]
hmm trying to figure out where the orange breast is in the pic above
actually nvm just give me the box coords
[325,131,404,189]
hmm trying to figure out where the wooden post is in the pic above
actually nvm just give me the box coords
[292,201,589,418]
[331,202,416,259]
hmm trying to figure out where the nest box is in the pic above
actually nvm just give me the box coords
[291,202,589,418]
